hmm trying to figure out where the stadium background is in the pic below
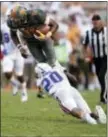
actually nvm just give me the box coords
[1,1,107,91]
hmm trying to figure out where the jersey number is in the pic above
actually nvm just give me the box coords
[41,71,63,92]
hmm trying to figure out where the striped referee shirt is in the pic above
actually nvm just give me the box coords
[83,27,107,58]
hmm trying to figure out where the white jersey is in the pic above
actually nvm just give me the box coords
[1,25,25,76]
[35,63,92,114]
[37,67,71,95]
[1,23,17,54]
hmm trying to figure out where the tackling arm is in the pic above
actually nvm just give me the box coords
[10,29,29,58]
[7,17,29,58]
[10,29,20,45]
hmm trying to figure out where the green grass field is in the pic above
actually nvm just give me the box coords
[1,90,107,137]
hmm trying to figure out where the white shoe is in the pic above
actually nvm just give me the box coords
[21,93,28,102]
[95,105,106,124]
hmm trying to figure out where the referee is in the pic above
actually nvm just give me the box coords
[83,14,107,104]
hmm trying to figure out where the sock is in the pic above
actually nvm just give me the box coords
[90,112,99,120]
[10,76,20,94]
[10,76,20,88]
[82,113,91,121]
[81,113,97,124]
[20,82,27,96]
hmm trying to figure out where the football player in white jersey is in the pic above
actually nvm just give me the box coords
[35,63,106,124]
[1,23,28,102]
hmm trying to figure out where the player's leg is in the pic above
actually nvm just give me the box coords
[70,86,97,118]
[37,87,45,98]
[35,70,45,98]
[2,55,20,94]
[15,54,28,102]
[53,89,97,124]
[16,75,28,102]
[94,57,107,104]
[71,86,91,113]
[42,38,56,67]
[71,86,106,124]
[26,38,47,63]
[98,58,107,104]
[42,39,78,87]
[42,38,78,87]
[26,38,47,98]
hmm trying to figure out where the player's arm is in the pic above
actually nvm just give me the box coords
[35,9,59,34]
[83,31,89,51]
[7,16,28,58]
[33,9,58,39]
[7,17,20,44]
[7,18,21,44]
[9,28,28,58]
[82,30,92,62]
[11,29,29,58]
[10,29,20,45]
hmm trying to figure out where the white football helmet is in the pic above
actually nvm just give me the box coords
[35,63,52,78]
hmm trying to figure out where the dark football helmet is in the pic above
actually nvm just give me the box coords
[9,5,28,28]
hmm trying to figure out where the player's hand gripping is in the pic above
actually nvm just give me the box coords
[34,31,52,40]
[17,44,29,58]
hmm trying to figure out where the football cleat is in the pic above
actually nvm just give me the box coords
[12,86,19,96]
[95,105,106,124]
[21,93,28,102]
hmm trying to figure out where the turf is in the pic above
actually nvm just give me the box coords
[1,90,107,137]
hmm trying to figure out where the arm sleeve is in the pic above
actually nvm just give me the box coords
[83,30,89,48]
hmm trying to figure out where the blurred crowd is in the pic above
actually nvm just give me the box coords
[1,2,107,91]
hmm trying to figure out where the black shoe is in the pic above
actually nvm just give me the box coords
[90,112,99,120]
[37,93,45,98]
[99,101,107,105]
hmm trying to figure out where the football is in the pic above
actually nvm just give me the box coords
[22,25,50,38]
[29,25,50,37]
[36,25,50,35]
